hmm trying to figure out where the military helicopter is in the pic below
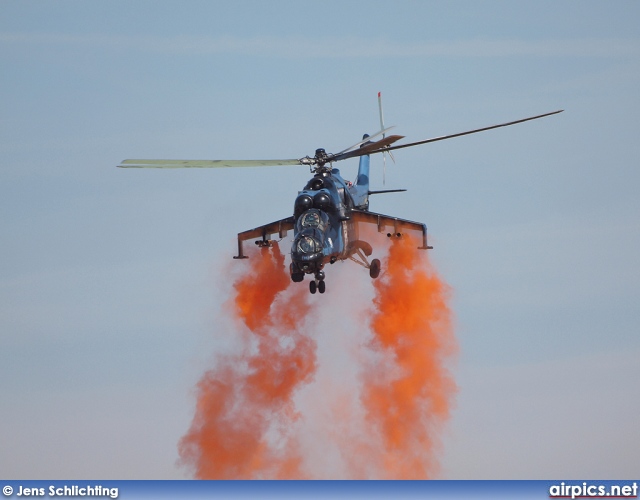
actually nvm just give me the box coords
[118,95,562,294]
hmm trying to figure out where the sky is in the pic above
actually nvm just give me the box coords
[1,0,639,479]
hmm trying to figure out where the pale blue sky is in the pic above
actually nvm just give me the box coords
[1,0,639,478]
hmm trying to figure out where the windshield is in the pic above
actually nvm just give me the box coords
[296,209,329,233]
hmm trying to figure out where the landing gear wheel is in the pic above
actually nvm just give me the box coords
[290,264,304,283]
[318,280,326,294]
[309,281,317,294]
[369,259,381,279]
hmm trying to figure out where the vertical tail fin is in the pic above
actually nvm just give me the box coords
[356,134,371,190]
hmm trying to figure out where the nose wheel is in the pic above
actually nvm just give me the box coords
[309,272,326,294]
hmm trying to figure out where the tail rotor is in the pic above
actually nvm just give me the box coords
[378,92,396,185]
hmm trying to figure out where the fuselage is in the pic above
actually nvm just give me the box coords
[289,152,371,278]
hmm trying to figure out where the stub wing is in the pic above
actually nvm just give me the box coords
[234,216,295,259]
[350,209,432,250]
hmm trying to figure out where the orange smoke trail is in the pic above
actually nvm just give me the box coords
[359,234,457,478]
[179,233,456,478]
[178,242,316,479]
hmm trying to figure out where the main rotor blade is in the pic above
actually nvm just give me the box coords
[118,110,562,169]
[333,126,396,156]
[117,158,304,168]
[331,134,405,162]
[384,109,564,153]
[332,110,563,163]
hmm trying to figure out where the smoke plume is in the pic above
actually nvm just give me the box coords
[357,235,457,478]
[178,243,316,479]
[179,234,456,479]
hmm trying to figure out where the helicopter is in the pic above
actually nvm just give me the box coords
[118,95,562,294]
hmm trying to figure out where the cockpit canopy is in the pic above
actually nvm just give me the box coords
[296,234,321,255]
[291,209,329,260]
[296,208,329,233]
